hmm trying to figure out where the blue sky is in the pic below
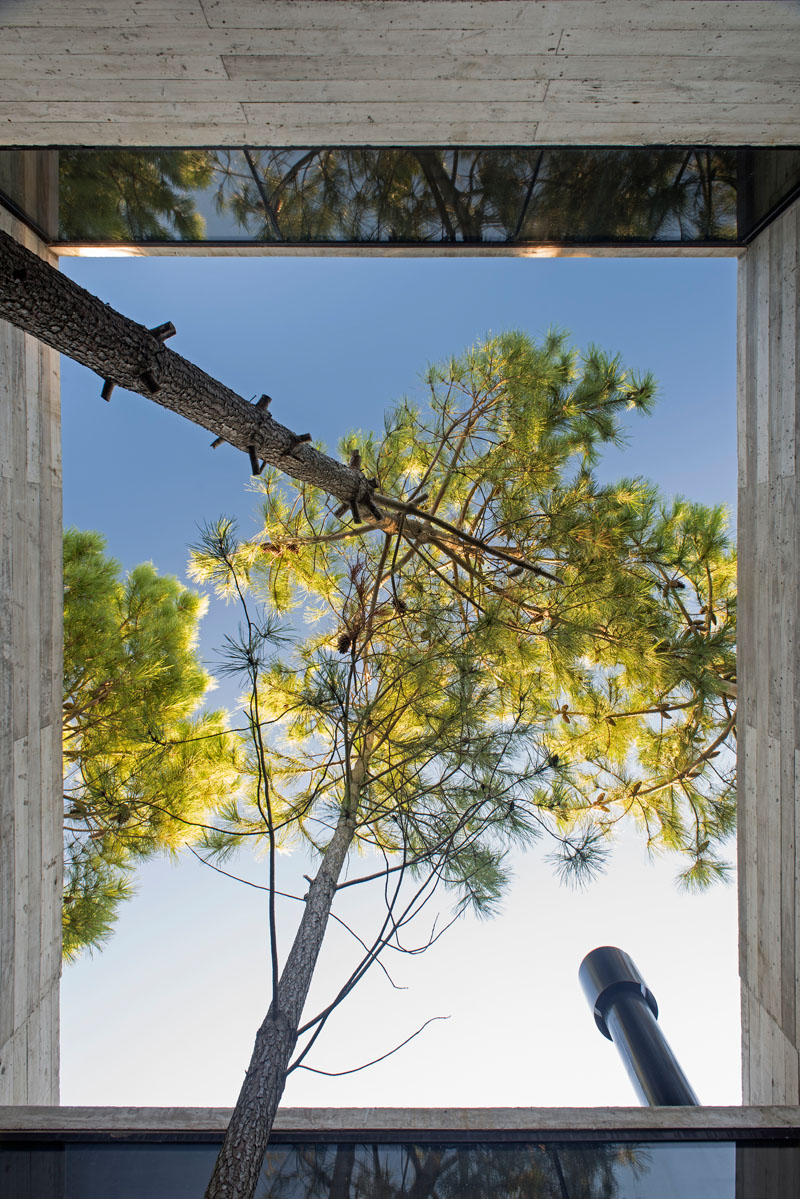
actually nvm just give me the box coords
[59,253,740,1109]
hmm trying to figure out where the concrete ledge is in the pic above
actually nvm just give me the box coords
[56,243,741,260]
[0,1106,798,1136]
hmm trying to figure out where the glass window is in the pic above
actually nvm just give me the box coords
[3,1136,799,1199]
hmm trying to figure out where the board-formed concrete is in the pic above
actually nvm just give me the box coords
[738,196,800,1105]
[0,1104,798,1133]
[0,157,61,1105]
[0,1,799,147]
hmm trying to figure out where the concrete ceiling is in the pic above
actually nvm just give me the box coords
[1,1,799,148]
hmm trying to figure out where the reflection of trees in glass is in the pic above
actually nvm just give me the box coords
[257,1142,650,1199]
[216,148,738,244]
[522,148,737,243]
[59,149,213,240]
[210,148,356,242]
[57,147,738,245]
[206,148,482,242]
[280,148,536,243]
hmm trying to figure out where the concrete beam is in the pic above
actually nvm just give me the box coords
[0,1,798,147]
[0,1105,798,1134]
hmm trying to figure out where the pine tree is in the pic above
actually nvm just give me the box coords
[59,149,213,242]
[191,331,736,1199]
[62,529,241,958]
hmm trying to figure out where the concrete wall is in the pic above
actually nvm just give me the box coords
[738,196,800,1104]
[0,160,62,1104]
[0,0,799,147]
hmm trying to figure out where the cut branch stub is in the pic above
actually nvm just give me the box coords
[148,321,176,342]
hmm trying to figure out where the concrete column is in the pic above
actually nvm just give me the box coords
[738,196,800,1104]
[0,154,61,1104]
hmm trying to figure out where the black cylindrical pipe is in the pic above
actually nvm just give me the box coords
[579,946,699,1106]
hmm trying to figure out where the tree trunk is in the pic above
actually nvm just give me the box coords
[414,151,480,242]
[204,800,359,1199]
[0,227,379,514]
[329,1143,356,1199]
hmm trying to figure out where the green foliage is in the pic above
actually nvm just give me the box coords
[59,150,213,241]
[191,331,736,919]
[192,527,539,923]
[62,529,241,960]
[192,331,736,1193]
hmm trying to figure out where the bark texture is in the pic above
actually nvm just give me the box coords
[0,228,379,513]
[204,802,359,1199]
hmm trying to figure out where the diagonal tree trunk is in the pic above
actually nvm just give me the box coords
[204,799,359,1199]
[0,228,546,579]
[0,227,380,517]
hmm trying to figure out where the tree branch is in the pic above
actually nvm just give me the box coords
[287,1015,448,1077]
[0,226,380,513]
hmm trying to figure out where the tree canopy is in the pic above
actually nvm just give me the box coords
[190,330,736,1199]
[62,529,240,959]
[207,329,736,888]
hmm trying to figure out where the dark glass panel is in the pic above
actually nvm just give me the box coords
[0,143,783,247]
[57,149,216,242]
[2,1137,799,1199]
[517,148,737,243]
[0,1141,64,1199]
[1,1137,782,1199]
[737,148,800,241]
[54,147,750,247]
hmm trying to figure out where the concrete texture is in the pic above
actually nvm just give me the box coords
[738,196,800,1105]
[0,1,798,147]
[0,157,62,1105]
[0,1104,798,1133]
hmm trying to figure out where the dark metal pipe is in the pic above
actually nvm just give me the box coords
[579,945,699,1106]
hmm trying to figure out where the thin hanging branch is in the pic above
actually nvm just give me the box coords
[287,1015,449,1077]
[188,847,405,992]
